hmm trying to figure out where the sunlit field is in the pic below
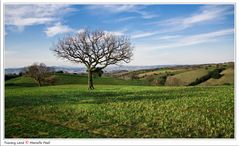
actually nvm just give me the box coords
[5,84,234,138]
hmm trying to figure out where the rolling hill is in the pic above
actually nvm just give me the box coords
[199,68,234,86]
[5,73,150,87]
[111,62,234,86]
[165,68,209,86]
[5,62,234,87]
[4,62,234,138]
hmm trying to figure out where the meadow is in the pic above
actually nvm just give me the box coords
[5,63,234,138]
[5,83,234,138]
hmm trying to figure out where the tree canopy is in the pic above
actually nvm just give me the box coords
[52,29,133,89]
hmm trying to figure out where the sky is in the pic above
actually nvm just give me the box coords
[4,4,234,68]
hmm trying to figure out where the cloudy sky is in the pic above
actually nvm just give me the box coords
[4,4,234,68]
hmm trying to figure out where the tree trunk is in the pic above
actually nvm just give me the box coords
[38,79,42,86]
[88,70,94,90]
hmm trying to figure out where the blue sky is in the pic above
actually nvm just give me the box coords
[4,4,234,68]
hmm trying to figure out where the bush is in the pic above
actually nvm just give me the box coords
[130,73,139,80]
[189,68,224,86]
[45,76,57,85]
[209,68,224,79]
[56,70,64,74]
[153,75,167,85]
[146,75,155,82]
[5,74,21,81]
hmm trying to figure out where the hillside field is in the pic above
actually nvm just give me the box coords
[5,73,150,87]
[112,62,234,86]
[5,85,234,138]
[5,63,234,138]
[200,68,234,86]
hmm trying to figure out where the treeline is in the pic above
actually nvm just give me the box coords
[5,63,56,86]
[5,73,23,81]
[189,68,224,86]
[5,63,104,87]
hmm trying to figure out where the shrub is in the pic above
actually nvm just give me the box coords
[189,68,225,86]
[56,70,64,74]
[153,75,167,85]
[130,73,139,80]
[210,68,224,79]
[45,76,57,85]
[5,74,21,81]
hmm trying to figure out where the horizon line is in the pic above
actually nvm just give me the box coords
[5,61,234,69]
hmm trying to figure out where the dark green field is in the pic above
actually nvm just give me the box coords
[5,72,234,138]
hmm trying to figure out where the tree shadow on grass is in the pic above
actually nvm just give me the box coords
[5,88,209,108]
[5,83,38,87]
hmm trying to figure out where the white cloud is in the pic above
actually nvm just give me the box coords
[104,30,124,36]
[130,29,234,65]
[131,31,158,39]
[156,35,181,40]
[86,5,157,19]
[5,4,73,29]
[153,5,233,31]
[182,5,233,27]
[135,10,157,19]
[156,29,234,49]
[77,29,85,33]
[94,5,137,13]
[44,23,73,37]
[116,16,135,22]
[104,16,136,23]
[76,28,125,36]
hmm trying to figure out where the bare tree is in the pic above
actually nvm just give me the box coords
[52,29,133,89]
[24,63,54,86]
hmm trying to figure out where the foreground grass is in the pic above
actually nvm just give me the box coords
[5,85,234,138]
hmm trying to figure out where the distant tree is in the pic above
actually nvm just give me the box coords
[24,63,54,86]
[154,75,167,85]
[52,29,133,90]
[130,72,139,80]
[45,75,56,85]
[5,74,20,81]
[56,70,64,74]
[19,72,24,76]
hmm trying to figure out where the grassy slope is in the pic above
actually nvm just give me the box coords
[5,85,234,138]
[113,63,234,86]
[137,68,189,78]
[5,66,234,88]
[54,73,149,85]
[200,68,234,86]
[165,69,209,86]
[5,76,38,87]
[5,73,150,87]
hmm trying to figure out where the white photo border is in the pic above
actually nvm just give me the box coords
[0,0,238,145]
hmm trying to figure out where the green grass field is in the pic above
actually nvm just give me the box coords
[5,73,150,87]
[165,68,209,86]
[200,68,234,86]
[137,68,189,78]
[5,84,234,138]
[113,63,234,86]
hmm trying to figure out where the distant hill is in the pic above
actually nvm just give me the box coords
[199,68,234,86]
[5,68,24,75]
[5,65,173,75]
[111,62,234,86]
[5,73,150,87]
[5,62,234,87]
[165,68,209,86]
